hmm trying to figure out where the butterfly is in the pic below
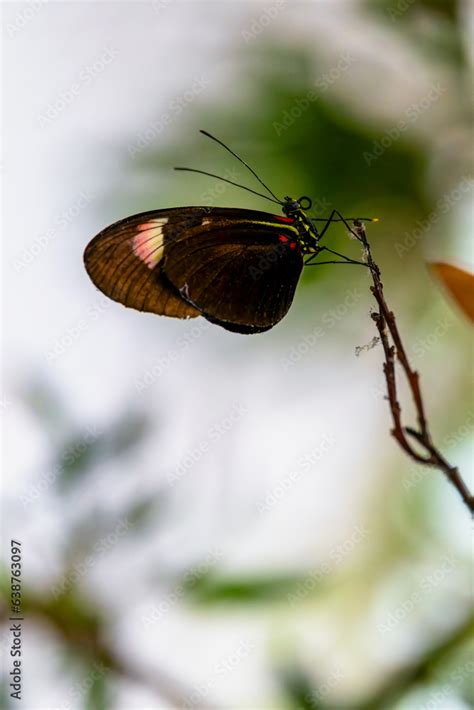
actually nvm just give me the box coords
[84,131,375,334]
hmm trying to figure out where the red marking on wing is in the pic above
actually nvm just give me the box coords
[274,216,294,223]
[279,234,299,251]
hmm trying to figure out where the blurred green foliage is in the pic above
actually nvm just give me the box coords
[55,410,149,489]
[184,572,314,605]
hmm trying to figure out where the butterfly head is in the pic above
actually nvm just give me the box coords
[282,195,313,216]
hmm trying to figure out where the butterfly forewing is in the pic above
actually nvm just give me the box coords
[83,209,200,319]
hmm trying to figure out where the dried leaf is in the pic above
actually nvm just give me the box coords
[429,262,474,322]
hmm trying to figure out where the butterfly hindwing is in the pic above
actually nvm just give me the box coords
[161,210,303,333]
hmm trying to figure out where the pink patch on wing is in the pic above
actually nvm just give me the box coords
[131,219,168,269]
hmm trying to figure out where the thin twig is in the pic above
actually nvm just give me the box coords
[352,220,473,514]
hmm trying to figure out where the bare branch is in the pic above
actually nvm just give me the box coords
[352,220,473,514]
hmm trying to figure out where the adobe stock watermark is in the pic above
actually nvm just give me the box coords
[257,434,335,514]
[248,242,289,282]
[394,177,473,258]
[134,320,211,393]
[151,0,173,14]
[1,395,13,413]
[403,410,473,493]
[241,0,286,43]
[183,638,256,709]
[377,556,456,633]
[281,288,362,370]
[307,196,332,216]
[273,53,355,136]
[245,197,334,282]
[363,82,446,166]
[128,75,210,158]
[304,664,344,708]
[6,0,48,39]
[369,377,387,402]
[228,197,335,283]
[444,411,474,449]
[386,0,416,22]
[410,314,455,359]
[45,296,111,363]
[50,517,133,599]
[141,547,223,627]
[419,659,474,710]
[287,524,370,607]
[38,46,119,127]
[167,403,248,486]
[14,189,95,272]
[64,661,107,708]
[20,425,101,508]
[199,168,242,207]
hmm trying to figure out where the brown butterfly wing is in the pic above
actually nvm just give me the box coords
[83,209,200,319]
[84,207,302,331]
[162,224,303,333]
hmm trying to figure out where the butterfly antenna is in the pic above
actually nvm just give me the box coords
[174,166,282,205]
[309,216,379,222]
[199,130,282,203]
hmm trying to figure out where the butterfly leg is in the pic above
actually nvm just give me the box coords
[305,246,368,268]
[307,209,368,267]
[305,259,363,267]
[316,209,360,242]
